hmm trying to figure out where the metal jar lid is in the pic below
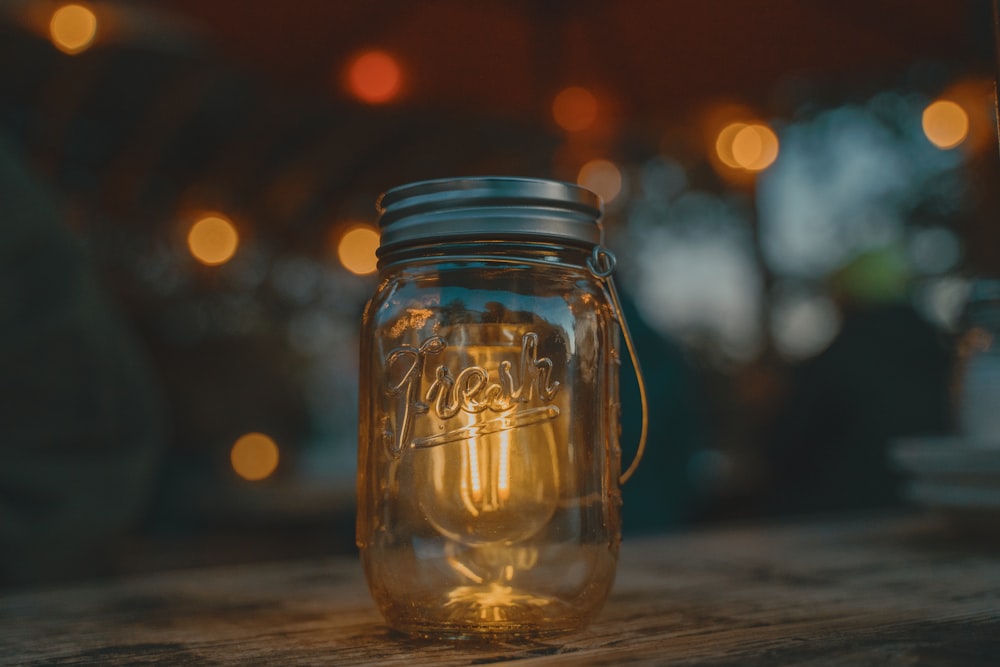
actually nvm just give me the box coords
[375,176,604,256]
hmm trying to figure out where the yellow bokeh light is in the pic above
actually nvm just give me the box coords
[230,433,280,481]
[187,214,239,266]
[716,122,779,172]
[346,50,402,104]
[337,225,380,275]
[715,122,746,169]
[577,159,623,204]
[49,3,97,55]
[922,99,969,150]
[731,125,765,168]
[734,124,779,171]
[552,86,598,132]
[934,79,993,155]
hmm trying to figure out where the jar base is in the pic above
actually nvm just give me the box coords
[380,584,595,640]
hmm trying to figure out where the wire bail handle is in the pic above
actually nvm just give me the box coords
[587,244,649,485]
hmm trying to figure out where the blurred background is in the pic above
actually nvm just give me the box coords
[1,0,998,586]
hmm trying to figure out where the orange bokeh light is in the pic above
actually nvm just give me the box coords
[552,86,599,132]
[346,50,402,104]
[187,214,239,266]
[577,159,623,204]
[715,122,747,169]
[732,124,779,171]
[336,224,380,275]
[230,432,280,482]
[932,79,994,155]
[49,3,97,55]
[922,99,969,150]
[716,122,779,172]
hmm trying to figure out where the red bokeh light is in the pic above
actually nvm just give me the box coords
[345,49,402,104]
[552,86,598,132]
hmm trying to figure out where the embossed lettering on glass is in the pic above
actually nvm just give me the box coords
[357,177,646,639]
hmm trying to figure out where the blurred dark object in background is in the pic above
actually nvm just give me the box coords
[762,248,955,516]
[0,134,165,585]
[619,296,709,534]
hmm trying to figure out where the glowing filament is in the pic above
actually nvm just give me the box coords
[466,439,483,505]
[497,432,511,502]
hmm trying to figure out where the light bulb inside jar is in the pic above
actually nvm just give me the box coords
[414,414,560,547]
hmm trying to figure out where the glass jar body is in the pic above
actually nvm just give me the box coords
[357,244,622,638]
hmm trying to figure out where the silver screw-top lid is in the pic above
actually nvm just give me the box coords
[375,176,604,256]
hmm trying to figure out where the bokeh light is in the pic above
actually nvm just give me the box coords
[633,219,764,362]
[552,86,598,132]
[187,214,239,266]
[933,78,994,155]
[909,226,962,275]
[49,3,97,55]
[914,276,970,330]
[715,122,747,169]
[577,159,623,204]
[230,432,280,481]
[758,95,965,279]
[717,122,779,171]
[770,287,841,360]
[346,50,402,104]
[735,124,779,170]
[922,99,969,150]
[336,225,379,275]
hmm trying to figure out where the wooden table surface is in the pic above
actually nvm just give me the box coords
[2,512,998,665]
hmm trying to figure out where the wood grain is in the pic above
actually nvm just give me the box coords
[2,513,999,665]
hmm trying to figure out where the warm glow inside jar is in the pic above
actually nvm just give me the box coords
[357,177,628,639]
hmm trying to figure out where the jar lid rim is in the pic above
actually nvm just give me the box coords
[376,176,604,253]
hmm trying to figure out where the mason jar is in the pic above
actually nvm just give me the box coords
[356,176,643,639]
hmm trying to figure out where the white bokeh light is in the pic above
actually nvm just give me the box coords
[757,95,963,280]
[627,197,763,362]
[770,284,842,360]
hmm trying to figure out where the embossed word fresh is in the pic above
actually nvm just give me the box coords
[384,332,560,456]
